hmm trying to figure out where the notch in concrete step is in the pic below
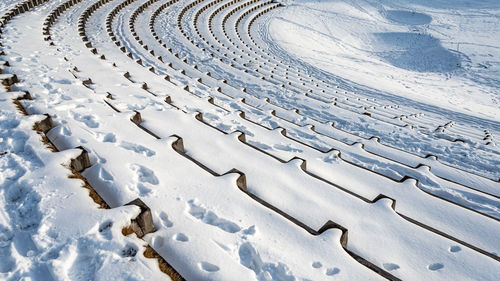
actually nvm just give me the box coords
[131,110,142,125]
[317,220,348,247]
[82,78,93,86]
[70,146,92,172]
[125,198,155,238]
[164,96,172,104]
[222,168,247,191]
[34,114,55,133]
[0,74,19,86]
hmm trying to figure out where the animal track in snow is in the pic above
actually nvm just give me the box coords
[98,220,113,240]
[136,183,153,197]
[121,244,138,258]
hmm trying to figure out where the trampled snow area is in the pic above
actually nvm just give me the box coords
[0,0,499,280]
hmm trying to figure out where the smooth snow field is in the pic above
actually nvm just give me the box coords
[0,0,499,280]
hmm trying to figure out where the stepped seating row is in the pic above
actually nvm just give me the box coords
[101,0,500,220]
[17,0,400,280]
[179,0,500,166]
[205,0,498,151]
[121,0,500,203]
[158,0,500,181]
[79,0,500,260]
[41,0,498,225]
[244,1,499,148]
[3,0,498,279]
[236,0,500,150]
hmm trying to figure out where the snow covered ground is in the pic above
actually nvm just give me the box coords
[267,0,500,120]
[0,0,499,280]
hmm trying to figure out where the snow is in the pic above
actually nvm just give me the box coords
[0,0,499,280]
[266,0,500,120]
[0,92,167,280]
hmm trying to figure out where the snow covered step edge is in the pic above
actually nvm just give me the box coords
[133,107,500,264]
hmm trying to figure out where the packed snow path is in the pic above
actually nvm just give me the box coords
[0,0,499,280]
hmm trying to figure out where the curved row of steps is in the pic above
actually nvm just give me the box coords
[1,0,499,280]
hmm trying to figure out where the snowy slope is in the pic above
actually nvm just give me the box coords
[266,0,500,120]
[0,0,499,280]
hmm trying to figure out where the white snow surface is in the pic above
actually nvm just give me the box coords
[0,0,499,280]
[267,0,500,120]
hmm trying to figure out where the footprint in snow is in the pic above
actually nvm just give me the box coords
[137,183,153,196]
[98,167,114,182]
[449,245,461,253]
[121,244,138,258]
[98,220,114,240]
[312,261,322,268]
[0,225,15,273]
[72,113,99,128]
[428,263,444,271]
[383,263,400,271]
[159,212,173,228]
[187,200,241,233]
[242,225,256,235]
[199,262,219,272]
[97,132,116,143]
[50,78,72,85]
[325,267,340,276]
[98,220,113,233]
[120,141,155,157]
[173,233,189,242]
[130,164,159,185]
